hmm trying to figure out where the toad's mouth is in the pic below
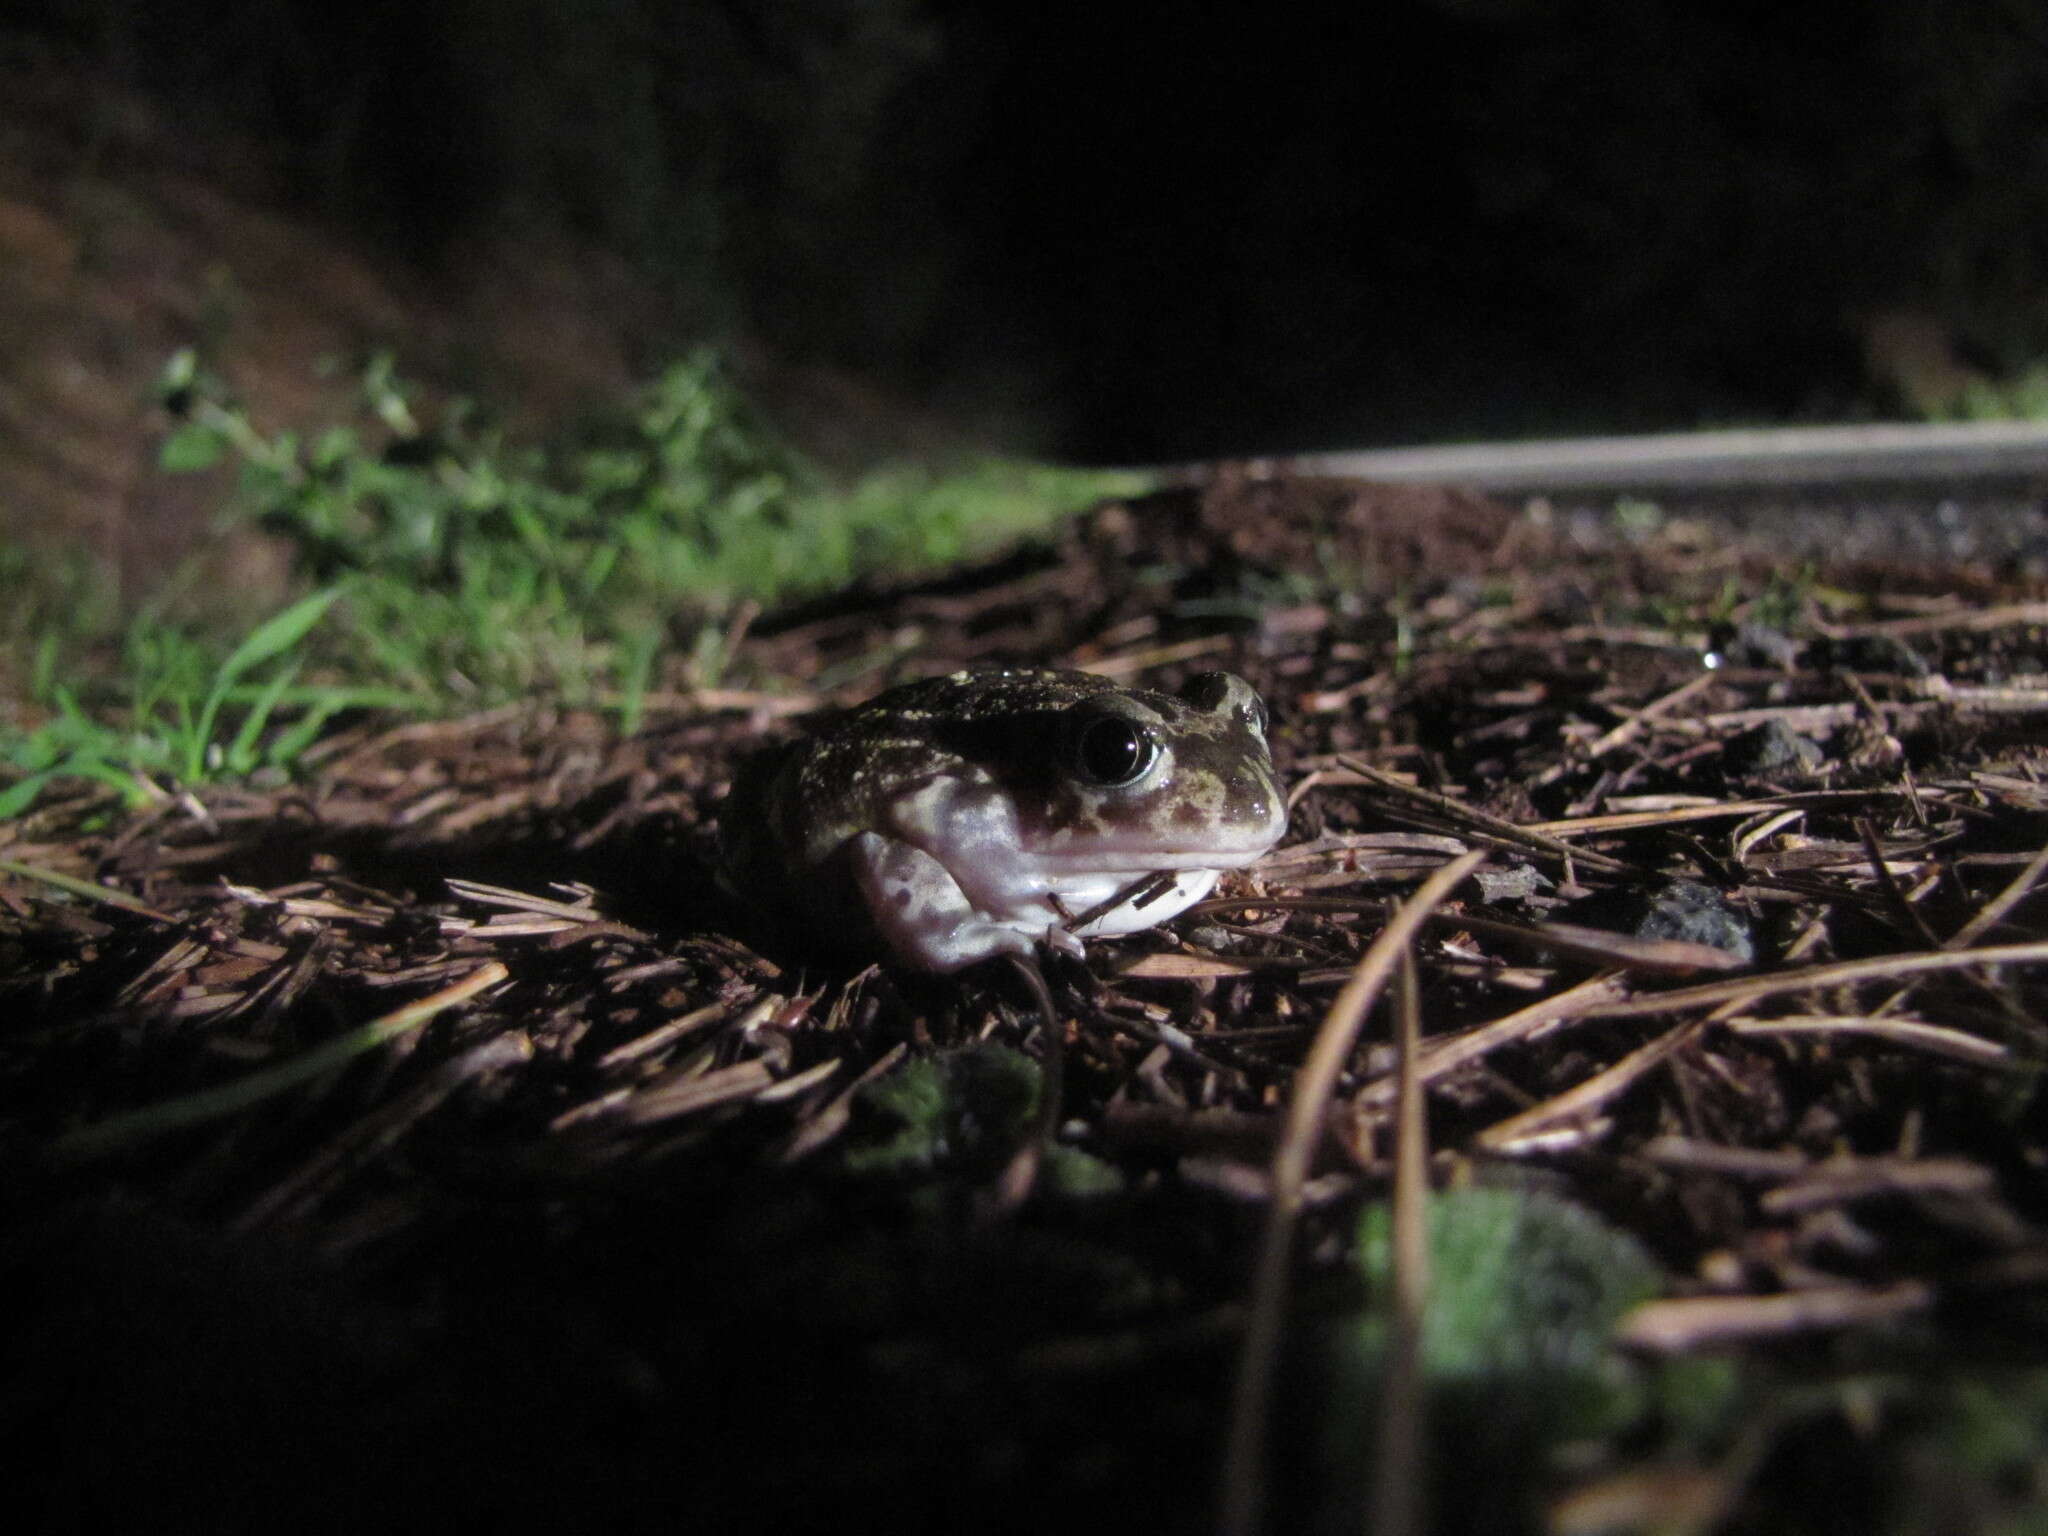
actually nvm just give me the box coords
[1019,840,1278,876]
[1042,867,1227,939]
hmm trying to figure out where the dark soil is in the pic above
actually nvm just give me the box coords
[6,474,2048,1536]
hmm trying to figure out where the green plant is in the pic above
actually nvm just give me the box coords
[155,350,1144,711]
[1949,364,2048,423]
[2,350,1145,815]
[1744,565,1819,632]
[0,586,421,814]
[1612,496,1665,536]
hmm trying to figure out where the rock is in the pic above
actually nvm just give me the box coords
[1726,719,1826,782]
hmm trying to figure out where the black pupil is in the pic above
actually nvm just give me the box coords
[1078,718,1152,785]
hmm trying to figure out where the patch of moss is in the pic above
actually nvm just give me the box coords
[1310,1184,1738,1533]
[841,1042,1122,1199]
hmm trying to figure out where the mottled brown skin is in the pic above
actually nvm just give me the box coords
[718,669,1287,972]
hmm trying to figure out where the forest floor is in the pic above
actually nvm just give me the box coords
[7,472,2048,1535]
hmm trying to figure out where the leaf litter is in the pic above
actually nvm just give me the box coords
[5,473,2048,1533]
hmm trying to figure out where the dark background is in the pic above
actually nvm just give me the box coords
[11,0,2048,460]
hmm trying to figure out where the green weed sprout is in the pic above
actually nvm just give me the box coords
[2,349,1146,815]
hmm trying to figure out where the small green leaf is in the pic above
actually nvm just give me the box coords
[155,347,198,400]
[158,422,226,473]
[0,771,55,818]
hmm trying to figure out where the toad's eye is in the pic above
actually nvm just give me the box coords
[1068,714,1159,787]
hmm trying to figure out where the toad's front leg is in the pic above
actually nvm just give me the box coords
[843,832,1080,973]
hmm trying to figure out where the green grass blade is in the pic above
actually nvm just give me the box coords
[213,585,350,692]
[0,749,158,815]
[614,625,660,736]
[50,961,508,1159]
[0,856,170,918]
[263,690,395,767]
[224,658,303,776]
[170,686,203,784]
[192,586,348,781]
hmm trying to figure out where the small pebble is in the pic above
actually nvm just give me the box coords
[1726,719,1826,781]
[1634,879,1755,964]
